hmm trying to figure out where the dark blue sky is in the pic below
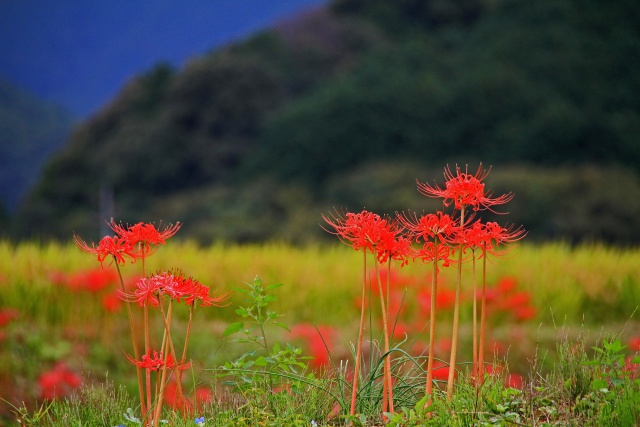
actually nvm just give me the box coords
[0,0,327,117]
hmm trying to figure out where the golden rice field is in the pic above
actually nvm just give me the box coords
[1,240,639,417]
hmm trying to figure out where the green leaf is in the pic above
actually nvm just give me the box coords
[223,322,244,336]
[591,379,608,391]
[265,283,284,291]
[275,322,291,332]
[254,356,269,367]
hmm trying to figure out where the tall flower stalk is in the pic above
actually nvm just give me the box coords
[322,210,406,418]
[398,211,454,403]
[417,164,513,400]
[75,220,228,426]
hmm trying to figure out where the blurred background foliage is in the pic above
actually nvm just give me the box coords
[4,0,640,245]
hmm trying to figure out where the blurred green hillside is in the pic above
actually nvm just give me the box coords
[0,79,74,214]
[10,0,640,245]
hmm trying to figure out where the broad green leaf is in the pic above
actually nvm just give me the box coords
[253,356,269,367]
[223,322,244,336]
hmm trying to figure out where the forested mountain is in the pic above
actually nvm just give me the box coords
[11,0,640,245]
[0,79,74,214]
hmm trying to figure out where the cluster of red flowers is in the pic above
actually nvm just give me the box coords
[74,220,230,423]
[38,362,82,400]
[323,164,527,405]
[50,268,126,313]
[74,220,181,267]
[120,270,225,308]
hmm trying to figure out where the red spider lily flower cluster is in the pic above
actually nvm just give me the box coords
[323,163,526,412]
[417,164,513,212]
[126,351,190,372]
[74,220,229,426]
[74,220,182,267]
[322,210,410,263]
[121,270,230,309]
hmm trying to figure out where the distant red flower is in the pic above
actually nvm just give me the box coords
[74,235,135,267]
[417,164,513,212]
[417,287,456,314]
[38,363,82,400]
[126,350,190,371]
[513,305,537,321]
[0,308,19,327]
[194,386,213,407]
[497,276,518,293]
[431,360,452,381]
[505,373,524,388]
[290,323,336,368]
[66,268,118,293]
[102,292,122,312]
[629,336,640,352]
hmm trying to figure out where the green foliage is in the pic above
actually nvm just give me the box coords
[9,0,640,246]
[220,277,313,392]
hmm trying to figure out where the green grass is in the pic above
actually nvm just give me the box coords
[6,334,640,426]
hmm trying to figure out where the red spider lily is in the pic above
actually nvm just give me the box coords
[398,210,457,244]
[417,164,513,212]
[431,360,453,381]
[126,350,190,371]
[124,276,162,307]
[38,362,82,400]
[512,305,537,321]
[629,336,640,352]
[321,209,392,254]
[497,276,518,293]
[74,234,136,267]
[174,273,230,308]
[110,220,182,256]
[377,232,413,266]
[414,242,455,272]
[323,208,398,416]
[290,323,336,368]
